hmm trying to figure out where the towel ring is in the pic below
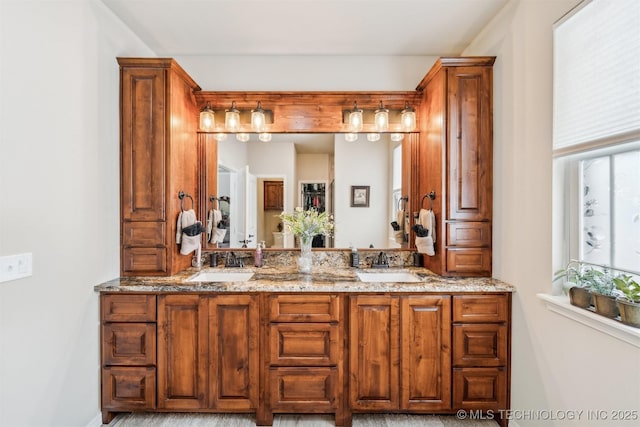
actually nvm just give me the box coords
[421,191,436,210]
[178,191,195,211]
[209,195,218,209]
[397,195,408,211]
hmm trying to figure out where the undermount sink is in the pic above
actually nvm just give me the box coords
[186,271,254,282]
[356,271,421,283]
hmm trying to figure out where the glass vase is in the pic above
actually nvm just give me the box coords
[297,235,313,274]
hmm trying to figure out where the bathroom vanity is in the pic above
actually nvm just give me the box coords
[96,263,513,427]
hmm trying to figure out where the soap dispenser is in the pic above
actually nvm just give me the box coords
[254,242,263,267]
[350,246,359,268]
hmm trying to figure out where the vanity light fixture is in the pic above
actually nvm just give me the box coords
[251,101,266,132]
[236,133,250,142]
[258,132,272,142]
[348,102,363,132]
[367,133,381,142]
[214,133,227,141]
[390,133,404,142]
[374,101,389,132]
[199,102,215,131]
[225,101,241,133]
[400,101,416,132]
[345,133,358,142]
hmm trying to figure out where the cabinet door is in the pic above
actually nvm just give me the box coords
[349,295,399,411]
[400,296,451,411]
[157,295,208,409]
[264,181,284,211]
[209,295,259,410]
[447,66,492,221]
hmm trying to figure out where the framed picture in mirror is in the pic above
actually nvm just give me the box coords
[350,185,370,207]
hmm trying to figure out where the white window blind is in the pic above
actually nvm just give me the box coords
[553,0,640,151]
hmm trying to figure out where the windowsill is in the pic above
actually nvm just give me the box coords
[537,293,640,348]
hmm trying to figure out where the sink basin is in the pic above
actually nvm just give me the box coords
[186,271,254,282]
[357,271,421,283]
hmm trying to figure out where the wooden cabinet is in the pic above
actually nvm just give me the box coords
[261,294,345,426]
[349,295,451,412]
[452,294,510,422]
[263,181,284,211]
[416,57,495,276]
[118,58,200,276]
[100,294,157,424]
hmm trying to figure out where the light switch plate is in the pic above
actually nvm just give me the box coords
[0,253,33,283]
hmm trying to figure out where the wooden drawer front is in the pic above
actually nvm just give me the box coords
[453,324,506,367]
[102,366,156,410]
[447,222,491,247]
[122,247,167,274]
[269,367,337,411]
[269,295,340,323]
[446,248,491,275]
[102,294,156,322]
[102,323,156,366]
[453,295,508,323]
[453,368,507,410]
[270,324,338,366]
[123,221,165,246]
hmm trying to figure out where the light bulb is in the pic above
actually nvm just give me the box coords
[236,133,250,142]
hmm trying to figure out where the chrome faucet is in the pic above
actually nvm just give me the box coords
[371,251,390,269]
[225,252,244,268]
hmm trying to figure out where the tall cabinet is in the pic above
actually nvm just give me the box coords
[416,57,495,276]
[119,58,201,276]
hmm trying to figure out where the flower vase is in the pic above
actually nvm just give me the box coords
[297,235,313,274]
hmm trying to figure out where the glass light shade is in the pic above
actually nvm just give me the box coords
[258,132,272,142]
[390,133,404,142]
[236,133,250,142]
[214,133,227,141]
[225,101,240,132]
[349,102,363,132]
[367,133,381,142]
[401,102,416,131]
[345,133,358,142]
[199,103,215,131]
[374,101,389,132]
[251,101,266,132]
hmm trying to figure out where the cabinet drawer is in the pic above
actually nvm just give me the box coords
[270,323,339,366]
[269,295,340,322]
[269,367,338,411]
[102,323,156,366]
[447,222,491,247]
[453,295,508,323]
[446,248,491,275]
[453,367,507,410]
[102,294,156,322]
[102,366,156,410]
[122,247,167,274]
[453,324,506,367]
[122,221,165,246]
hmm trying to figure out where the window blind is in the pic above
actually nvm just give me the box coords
[553,0,640,151]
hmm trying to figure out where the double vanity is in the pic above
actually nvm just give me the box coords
[96,251,514,427]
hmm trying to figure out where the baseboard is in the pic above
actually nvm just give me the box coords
[86,412,103,427]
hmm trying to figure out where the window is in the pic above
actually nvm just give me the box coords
[553,0,640,275]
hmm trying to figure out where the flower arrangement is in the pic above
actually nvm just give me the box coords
[279,207,334,240]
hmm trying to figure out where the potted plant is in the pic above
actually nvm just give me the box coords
[614,275,640,328]
[588,268,620,319]
[555,262,593,309]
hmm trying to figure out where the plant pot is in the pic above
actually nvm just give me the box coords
[617,298,640,328]
[569,286,593,309]
[592,293,620,319]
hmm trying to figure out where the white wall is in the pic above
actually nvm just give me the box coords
[0,1,154,426]
[463,0,640,425]
[334,134,389,248]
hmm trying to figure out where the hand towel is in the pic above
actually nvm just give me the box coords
[206,209,214,242]
[209,209,225,244]
[394,208,405,244]
[177,209,200,255]
[415,208,436,256]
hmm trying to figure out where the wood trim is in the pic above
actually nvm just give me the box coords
[415,57,496,92]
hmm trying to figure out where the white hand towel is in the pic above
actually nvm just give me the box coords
[178,209,200,255]
[175,210,184,244]
[206,209,214,242]
[416,208,436,256]
[209,209,224,244]
[394,209,405,244]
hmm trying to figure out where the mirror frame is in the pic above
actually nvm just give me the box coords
[195,91,423,251]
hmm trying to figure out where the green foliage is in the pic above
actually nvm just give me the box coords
[613,275,640,303]
[280,207,334,240]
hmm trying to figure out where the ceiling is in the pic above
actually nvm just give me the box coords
[101,0,509,153]
[100,0,509,56]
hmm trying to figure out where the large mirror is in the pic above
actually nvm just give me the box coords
[213,133,407,250]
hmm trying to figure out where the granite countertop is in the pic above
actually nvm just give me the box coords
[94,265,515,293]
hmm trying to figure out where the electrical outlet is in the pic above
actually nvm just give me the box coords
[0,253,33,283]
